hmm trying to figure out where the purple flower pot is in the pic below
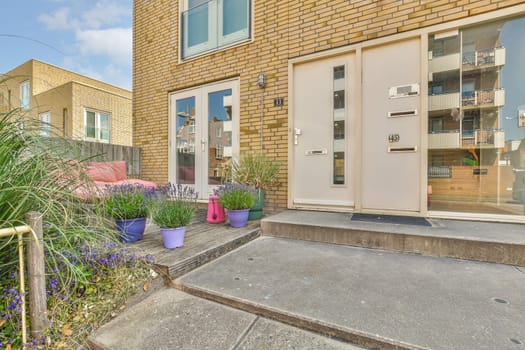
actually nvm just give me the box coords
[116,217,147,243]
[227,209,250,228]
[160,227,186,249]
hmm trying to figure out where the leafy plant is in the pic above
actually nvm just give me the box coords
[150,183,198,228]
[225,152,281,189]
[217,183,256,210]
[101,184,152,220]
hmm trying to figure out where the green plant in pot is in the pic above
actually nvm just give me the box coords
[217,183,256,228]
[226,152,281,220]
[150,183,198,249]
[101,184,152,243]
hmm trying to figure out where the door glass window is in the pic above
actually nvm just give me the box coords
[39,112,51,137]
[176,97,196,184]
[208,89,232,186]
[428,16,525,216]
[333,65,346,185]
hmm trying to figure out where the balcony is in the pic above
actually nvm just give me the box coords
[429,129,505,149]
[429,92,460,111]
[462,129,505,148]
[181,0,251,59]
[429,130,460,149]
[462,47,506,71]
[462,88,505,109]
[429,52,460,74]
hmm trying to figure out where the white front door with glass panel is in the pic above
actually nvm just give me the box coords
[292,54,355,209]
[169,80,239,200]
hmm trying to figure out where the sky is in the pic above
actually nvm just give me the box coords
[0,0,133,90]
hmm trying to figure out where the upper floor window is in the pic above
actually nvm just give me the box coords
[20,80,30,110]
[85,109,110,143]
[181,0,251,59]
[39,112,51,137]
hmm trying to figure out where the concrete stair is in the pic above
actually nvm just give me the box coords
[261,210,525,266]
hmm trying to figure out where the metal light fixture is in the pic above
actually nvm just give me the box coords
[257,72,266,88]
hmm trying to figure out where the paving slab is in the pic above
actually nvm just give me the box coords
[179,237,525,350]
[87,288,366,350]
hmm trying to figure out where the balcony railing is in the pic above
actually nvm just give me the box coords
[181,0,251,59]
[429,129,505,149]
[428,130,460,149]
[429,92,460,111]
[462,88,505,108]
[463,47,506,69]
[429,52,460,73]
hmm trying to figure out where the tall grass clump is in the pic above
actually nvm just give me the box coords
[0,109,152,348]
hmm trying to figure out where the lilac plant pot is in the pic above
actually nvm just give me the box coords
[116,217,146,243]
[227,209,250,228]
[160,227,186,249]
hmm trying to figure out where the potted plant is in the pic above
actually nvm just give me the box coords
[226,152,281,220]
[101,184,152,243]
[150,183,198,249]
[217,183,256,228]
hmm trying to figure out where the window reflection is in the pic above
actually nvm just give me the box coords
[428,17,525,216]
[176,97,196,184]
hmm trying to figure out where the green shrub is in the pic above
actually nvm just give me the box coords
[150,183,198,228]
[218,183,256,210]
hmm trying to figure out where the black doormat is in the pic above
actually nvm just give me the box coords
[351,213,432,227]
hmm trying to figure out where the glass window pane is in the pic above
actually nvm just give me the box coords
[188,3,209,47]
[428,17,525,217]
[86,111,96,138]
[176,97,196,184]
[334,121,345,140]
[223,0,248,36]
[99,113,110,141]
[208,89,232,186]
[333,152,345,185]
[334,90,345,109]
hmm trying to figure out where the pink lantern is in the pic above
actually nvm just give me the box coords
[207,193,226,224]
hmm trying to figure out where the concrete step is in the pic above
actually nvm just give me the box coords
[177,237,525,350]
[261,210,525,266]
[87,288,366,350]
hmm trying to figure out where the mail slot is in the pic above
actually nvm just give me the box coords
[388,109,417,118]
[305,149,328,156]
[388,146,417,153]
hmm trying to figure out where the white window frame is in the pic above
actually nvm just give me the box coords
[84,109,111,143]
[39,112,51,137]
[20,80,30,110]
[181,0,251,59]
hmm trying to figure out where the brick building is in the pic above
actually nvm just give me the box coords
[0,59,132,146]
[134,0,525,220]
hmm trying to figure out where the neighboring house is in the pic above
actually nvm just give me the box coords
[0,59,132,146]
[134,0,525,221]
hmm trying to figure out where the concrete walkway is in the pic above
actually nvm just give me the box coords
[89,235,525,350]
[178,237,525,350]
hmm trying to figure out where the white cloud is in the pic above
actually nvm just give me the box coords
[38,7,76,30]
[81,2,131,29]
[76,27,132,65]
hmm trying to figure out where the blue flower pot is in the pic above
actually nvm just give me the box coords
[227,209,250,228]
[116,217,147,243]
[160,227,186,249]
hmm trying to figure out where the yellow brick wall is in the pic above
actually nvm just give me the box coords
[1,59,132,146]
[133,0,525,209]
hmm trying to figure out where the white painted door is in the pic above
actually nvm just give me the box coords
[169,80,239,199]
[292,54,355,209]
[361,38,421,212]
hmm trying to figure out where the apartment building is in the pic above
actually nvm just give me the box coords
[0,59,132,146]
[134,0,525,221]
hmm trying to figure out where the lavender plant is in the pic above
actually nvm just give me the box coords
[150,183,198,228]
[217,183,256,210]
[101,184,153,220]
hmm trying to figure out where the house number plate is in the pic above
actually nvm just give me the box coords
[388,134,400,143]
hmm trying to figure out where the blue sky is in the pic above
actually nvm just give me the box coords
[0,0,133,90]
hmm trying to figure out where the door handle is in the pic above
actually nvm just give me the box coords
[294,128,302,145]
[201,138,207,152]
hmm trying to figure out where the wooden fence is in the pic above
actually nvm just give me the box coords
[0,213,47,348]
[69,140,143,176]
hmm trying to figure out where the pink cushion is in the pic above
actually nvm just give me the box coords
[86,161,127,182]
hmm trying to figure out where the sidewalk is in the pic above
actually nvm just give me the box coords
[89,236,525,350]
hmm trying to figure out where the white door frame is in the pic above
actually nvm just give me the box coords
[168,78,240,199]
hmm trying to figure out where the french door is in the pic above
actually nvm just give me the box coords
[169,79,239,199]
